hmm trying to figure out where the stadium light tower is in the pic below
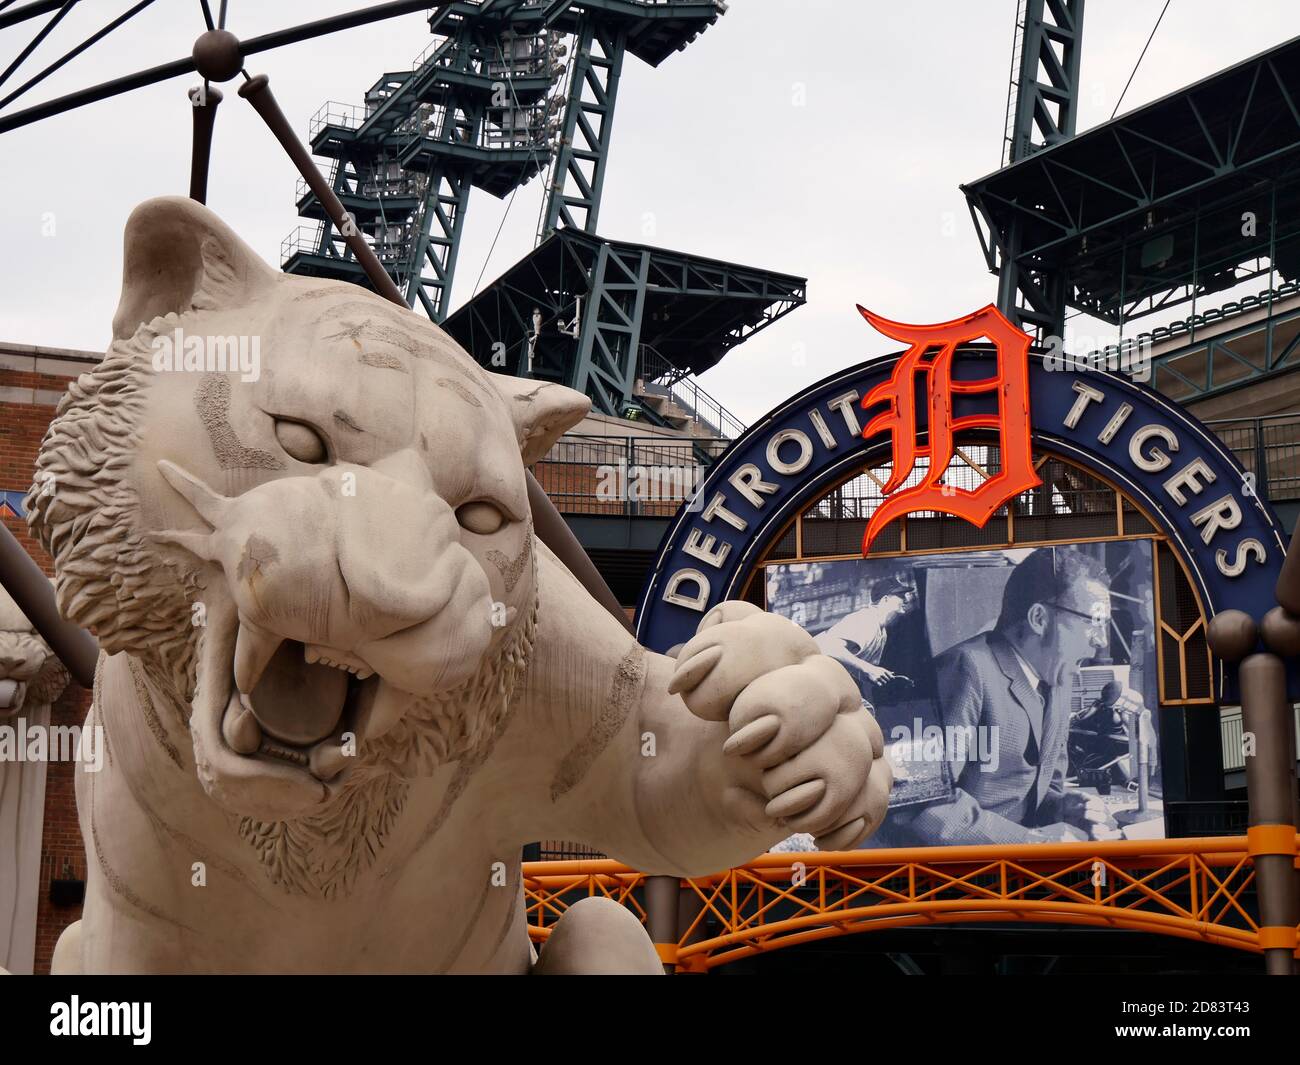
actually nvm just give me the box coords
[282,1,728,323]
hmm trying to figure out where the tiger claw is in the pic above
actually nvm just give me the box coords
[667,643,723,696]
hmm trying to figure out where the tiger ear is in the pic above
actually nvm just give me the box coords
[112,196,276,341]
[486,374,591,466]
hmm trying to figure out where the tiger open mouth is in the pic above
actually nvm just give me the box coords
[219,637,367,780]
[189,605,433,819]
[218,626,419,784]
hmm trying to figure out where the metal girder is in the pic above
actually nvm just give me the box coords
[268,1,725,323]
[441,229,806,417]
[405,167,475,320]
[538,18,626,240]
[1003,0,1084,166]
[390,38,490,322]
[571,242,648,414]
[355,66,428,140]
[988,0,1084,344]
[365,38,490,321]
[286,18,564,321]
[1150,294,1300,403]
[968,35,1300,348]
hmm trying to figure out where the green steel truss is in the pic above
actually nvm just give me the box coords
[1002,0,1084,167]
[990,0,1085,341]
[1153,295,1300,404]
[442,228,806,420]
[282,0,725,322]
[283,20,559,321]
[968,33,1300,354]
[537,18,625,240]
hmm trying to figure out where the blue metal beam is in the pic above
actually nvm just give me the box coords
[538,18,625,240]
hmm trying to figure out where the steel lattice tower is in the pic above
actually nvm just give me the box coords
[991,0,1085,344]
[283,0,727,323]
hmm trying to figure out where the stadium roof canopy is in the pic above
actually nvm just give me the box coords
[964,34,1300,324]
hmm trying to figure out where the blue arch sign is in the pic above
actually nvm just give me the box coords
[635,349,1288,665]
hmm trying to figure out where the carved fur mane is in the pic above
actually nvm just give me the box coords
[27,318,199,703]
[24,237,250,703]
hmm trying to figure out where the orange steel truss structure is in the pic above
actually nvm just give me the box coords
[523,836,1300,972]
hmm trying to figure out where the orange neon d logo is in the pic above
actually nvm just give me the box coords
[856,303,1041,553]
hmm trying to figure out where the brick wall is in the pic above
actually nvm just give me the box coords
[30,683,90,974]
[1,342,99,974]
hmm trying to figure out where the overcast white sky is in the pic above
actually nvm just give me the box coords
[3,0,1299,423]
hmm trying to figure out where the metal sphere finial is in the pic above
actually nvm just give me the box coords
[1260,605,1300,657]
[1206,609,1259,662]
[193,29,242,83]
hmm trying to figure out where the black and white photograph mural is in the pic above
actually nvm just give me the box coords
[767,542,1164,848]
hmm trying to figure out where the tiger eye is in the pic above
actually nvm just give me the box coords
[456,501,506,535]
[274,420,327,464]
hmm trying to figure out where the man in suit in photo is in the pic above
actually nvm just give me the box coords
[897,547,1115,845]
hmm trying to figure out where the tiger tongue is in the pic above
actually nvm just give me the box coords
[246,640,347,747]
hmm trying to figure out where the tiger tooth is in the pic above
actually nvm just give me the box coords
[305,646,321,665]
[234,621,282,695]
[223,696,263,755]
[364,681,407,739]
[309,742,349,782]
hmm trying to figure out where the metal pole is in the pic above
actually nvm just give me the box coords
[1254,417,1269,503]
[643,875,681,974]
[0,522,97,689]
[1236,653,1298,975]
[1190,212,1200,345]
[0,0,156,111]
[1266,182,1277,371]
[627,436,638,519]
[238,73,405,306]
[187,84,222,205]
[0,0,75,90]
[0,0,442,134]
[0,0,64,32]
[1209,588,1300,975]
